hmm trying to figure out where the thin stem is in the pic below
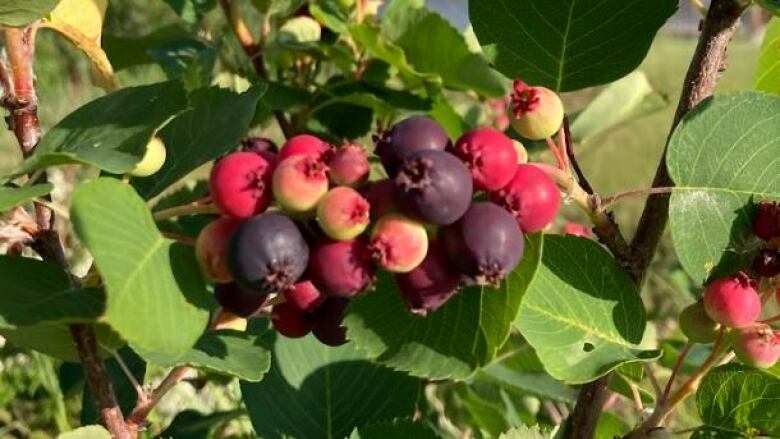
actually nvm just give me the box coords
[161,231,196,246]
[644,364,663,401]
[543,400,563,425]
[601,187,675,209]
[760,314,780,324]
[152,201,218,221]
[662,342,692,403]
[109,349,147,402]
[629,382,644,412]
[690,0,707,15]
[32,198,69,220]
[545,137,566,170]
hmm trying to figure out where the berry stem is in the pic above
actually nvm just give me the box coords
[643,363,664,401]
[545,137,567,170]
[760,314,780,324]
[661,342,692,404]
[161,231,197,246]
[601,187,675,209]
[152,200,218,221]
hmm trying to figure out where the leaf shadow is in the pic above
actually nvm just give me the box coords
[705,198,762,283]
[168,242,217,313]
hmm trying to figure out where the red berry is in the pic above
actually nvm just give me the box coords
[453,127,518,191]
[679,301,718,344]
[703,273,761,328]
[369,214,429,273]
[753,249,780,278]
[214,283,268,318]
[283,280,324,312]
[563,222,591,238]
[273,156,329,213]
[490,164,560,233]
[196,217,242,283]
[316,187,370,240]
[272,302,312,338]
[396,242,460,315]
[328,143,370,187]
[311,297,349,346]
[508,80,564,140]
[308,238,376,298]
[277,134,333,162]
[361,179,396,218]
[210,152,273,219]
[730,324,780,369]
[753,201,780,241]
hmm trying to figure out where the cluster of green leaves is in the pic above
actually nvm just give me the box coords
[2,0,780,438]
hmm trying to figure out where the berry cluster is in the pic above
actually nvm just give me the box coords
[679,200,780,369]
[197,107,562,346]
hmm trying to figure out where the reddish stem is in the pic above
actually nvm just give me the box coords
[662,342,692,403]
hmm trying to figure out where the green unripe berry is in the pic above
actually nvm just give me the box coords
[278,16,322,46]
[679,301,719,344]
[130,137,167,177]
[508,80,564,140]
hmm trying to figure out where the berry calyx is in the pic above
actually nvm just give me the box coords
[369,214,429,273]
[283,280,324,312]
[396,242,461,315]
[196,217,242,283]
[452,127,518,191]
[753,248,780,278]
[328,143,370,187]
[311,297,349,346]
[214,283,267,318]
[440,202,524,286]
[679,301,719,344]
[316,187,370,241]
[272,302,312,338]
[509,80,564,140]
[753,201,780,241]
[130,136,167,177]
[228,213,309,294]
[730,324,780,369]
[210,151,273,219]
[273,155,329,213]
[308,238,376,298]
[490,164,561,233]
[394,150,473,225]
[278,134,333,162]
[703,272,762,328]
[375,116,451,176]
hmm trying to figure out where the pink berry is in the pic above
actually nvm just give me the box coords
[369,214,428,273]
[396,242,460,315]
[283,280,324,313]
[679,301,718,344]
[308,238,376,298]
[563,222,591,238]
[361,179,396,218]
[272,302,312,338]
[210,152,273,219]
[753,201,779,241]
[703,273,762,328]
[453,127,518,191]
[196,217,242,283]
[490,164,560,233]
[316,187,370,240]
[273,155,329,213]
[328,143,370,187]
[508,80,564,140]
[278,134,333,162]
[730,324,780,369]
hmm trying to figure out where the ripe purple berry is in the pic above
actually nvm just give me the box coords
[375,116,451,176]
[394,150,473,225]
[214,283,268,318]
[753,201,779,241]
[753,249,780,278]
[396,243,461,315]
[272,302,312,338]
[308,238,376,298]
[440,202,524,286]
[361,179,396,218]
[228,213,309,294]
[311,297,349,346]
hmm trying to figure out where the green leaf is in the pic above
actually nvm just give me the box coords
[0,323,123,362]
[0,256,105,329]
[103,26,191,70]
[516,236,660,384]
[754,19,780,94]
[132,85,264,199]
[145,330,271,382]
[429,93,468,140]
[480,360,577,403]
[345,234,542,380]
[241,334,420,439]
[160,409,247,439]
[57,425,111,439]
[71,178,210,360]
[668,92,780,285]
[498,426,547,439]
[350,421,439,439]
[689,427,749,439]
[310,0,349,34]
[595,412,629,439]
[162,0,217,25]
[81,348,146,425]
[389,7,506,98]
[13,82,188,177]
[696,364,780,436]
[468,0,677,92]
[0,184,53,212]
[0,0,60,26]
[570,71,667,144]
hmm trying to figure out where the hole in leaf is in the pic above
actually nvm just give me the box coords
[583,342,594,352]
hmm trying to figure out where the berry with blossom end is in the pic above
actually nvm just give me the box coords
[273,155,330,213]
[375,116,451,176]
[328,143,370,187]
[370,214,429,273]
[753,201,779,241]
[703,272,761,328]
[272,302,312,338]
[679,301,719,344]
[508,80,564,140]
[278,134,333,162]
[308,238,376,298]
[210,152,273,219]
[316,187,370,241]
[490,164,561,233]
[396,242,461,315]
[196,217,242,283]
[453,127,518,191]
[730,324,780,369]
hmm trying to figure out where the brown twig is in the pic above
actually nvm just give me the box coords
[218,0,294,138]
[662,342,692,403]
